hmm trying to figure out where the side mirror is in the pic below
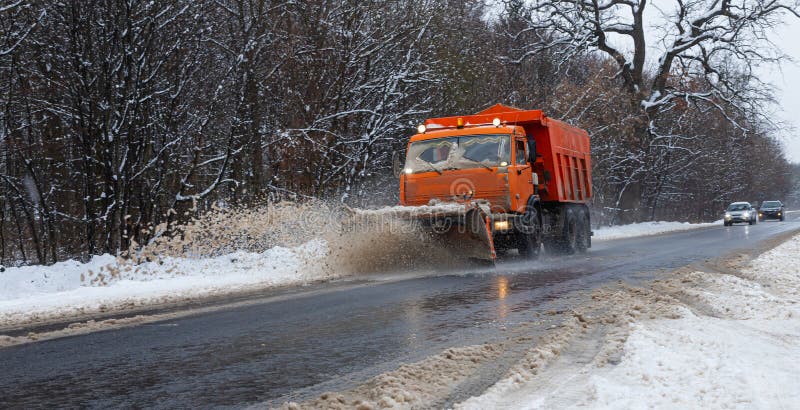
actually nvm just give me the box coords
[528,139,537,163]
[392,151,404,178]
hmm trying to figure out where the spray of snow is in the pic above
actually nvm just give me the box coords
[0,201,466,327]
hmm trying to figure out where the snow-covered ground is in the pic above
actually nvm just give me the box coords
[0,240,330,327]
[459,234,800,409]
[593,220,718,241]
[582,315,800,408]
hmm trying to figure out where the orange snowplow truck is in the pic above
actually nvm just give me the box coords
[399,104,592,261]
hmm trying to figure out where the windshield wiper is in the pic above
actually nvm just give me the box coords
[421,160,443,175]
[462,156,494,171]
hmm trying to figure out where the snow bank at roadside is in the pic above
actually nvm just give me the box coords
[587,314,800,408]
[593,220,718,241]
[743,235,800,299]
[0,240,330,326]
[585,242,800,408]
[460,233,800,409]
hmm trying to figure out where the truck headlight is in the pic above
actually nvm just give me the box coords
[494,220,510,231]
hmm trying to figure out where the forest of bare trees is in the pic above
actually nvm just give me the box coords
[1,0,797,266]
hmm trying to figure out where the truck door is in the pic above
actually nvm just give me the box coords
[509,137,535,213]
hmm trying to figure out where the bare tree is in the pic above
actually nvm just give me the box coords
[508,0,798,221]
[517,0,798,110]
[0,0,794,265]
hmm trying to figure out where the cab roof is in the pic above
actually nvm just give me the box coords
[425,104,545,129]
[409,125,524,143]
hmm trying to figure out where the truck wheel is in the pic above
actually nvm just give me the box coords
[517,233,540,259]
[561,208,578,255]
[517,206,541,260]
[576,209,590,253]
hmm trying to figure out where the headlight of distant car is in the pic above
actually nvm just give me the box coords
[742,211,749,218]
[725,212,731,219]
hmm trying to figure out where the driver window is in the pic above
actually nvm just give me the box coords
[418,143,451,163]
[515,140,527,165]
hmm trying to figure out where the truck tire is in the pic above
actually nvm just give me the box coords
[576,208,590,253]
[517,232,540,259]
[560,207,578,255]
[517,205,541,260]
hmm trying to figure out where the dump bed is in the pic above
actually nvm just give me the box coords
[424,104,592,204]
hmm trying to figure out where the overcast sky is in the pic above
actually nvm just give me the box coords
[641,2,800,162]
[769,21,800,163]
[487,1,800,163]
[653,5,800,163]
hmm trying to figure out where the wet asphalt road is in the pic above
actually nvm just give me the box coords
[1,216,798,408]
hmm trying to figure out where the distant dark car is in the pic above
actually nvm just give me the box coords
[758,200,785,221]
[724,202,758,226]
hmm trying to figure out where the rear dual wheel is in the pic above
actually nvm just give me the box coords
[548,206,589,255]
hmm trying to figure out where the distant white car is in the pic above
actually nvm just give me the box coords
[724,202,758,226]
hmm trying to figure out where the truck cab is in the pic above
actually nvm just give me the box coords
[400,125,535,214]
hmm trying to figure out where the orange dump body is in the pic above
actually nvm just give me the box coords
[400,104,591,213]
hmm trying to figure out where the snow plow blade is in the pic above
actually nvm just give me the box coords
[349,203,496,262]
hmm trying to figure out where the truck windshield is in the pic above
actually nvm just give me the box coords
[404,134,510,174]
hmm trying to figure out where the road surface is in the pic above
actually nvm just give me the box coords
[1,217,798,408]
